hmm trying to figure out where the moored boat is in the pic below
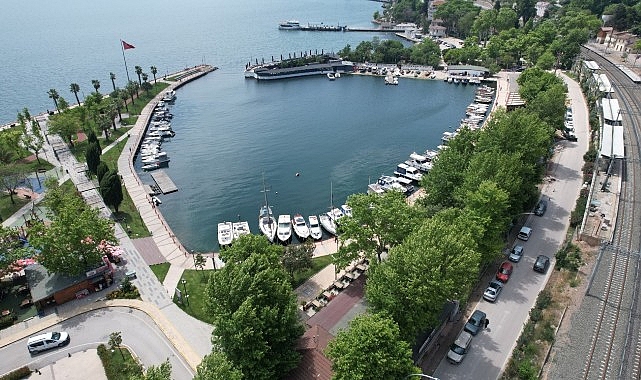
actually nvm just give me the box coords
[277,215,293,244]
[319,213,337,236]
[232,221,251,241]
[218,222,233,248]
[278,20,301,30]
[308,215,323,240]
[259,175,277,243]
[340,204,352,218]
[327,72,336,80]
[292,214,311,240]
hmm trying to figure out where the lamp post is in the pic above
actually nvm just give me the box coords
[181,279,189,306]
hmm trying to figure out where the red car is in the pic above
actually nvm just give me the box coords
[496,261,513,283]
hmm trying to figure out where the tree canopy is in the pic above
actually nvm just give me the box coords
[29,181,115,276]
[204,235,303,380]
[194,350,243,380]
[326,313,419,380]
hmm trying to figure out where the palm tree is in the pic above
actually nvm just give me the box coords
[109,72,117,91]
[47,89,60,112]
[141,73,151,95]
[69,83,81,106]
[119,89,130,113]
[125,81,137,105]
[142,73,149,83]
[91,79,101,94]
[134,66,143,85]
[150,66,158,83]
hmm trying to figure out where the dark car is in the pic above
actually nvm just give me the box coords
[534,199,548,216]
[533,255,550,273]
[496,261,513,283]
[464,309,487,336]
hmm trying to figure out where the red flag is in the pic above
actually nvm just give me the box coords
[121,40,135,50]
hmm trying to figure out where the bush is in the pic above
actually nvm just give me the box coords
[535,290,553,310]
[556,244,583,272]
[0,314,17,329]
[570,195,588,227]
[0,367,31,380]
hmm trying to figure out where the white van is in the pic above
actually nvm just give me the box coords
[447,330,473,364]
[27,331,70,353]
[517,226,532,241]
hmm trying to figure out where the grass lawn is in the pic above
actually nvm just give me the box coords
[0,195,30,222]
[174,255,334,324]
[291,254,334,289]
[99,346,142,380]
[150,263,171,283]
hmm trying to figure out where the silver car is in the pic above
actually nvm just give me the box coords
[483,280,503,302]
[508,245,524,262]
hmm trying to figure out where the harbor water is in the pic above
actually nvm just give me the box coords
[2,0,478,251]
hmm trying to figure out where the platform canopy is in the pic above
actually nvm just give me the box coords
[600,124,625,158]
[601,98,622,125]
[583,60,600,71]
[593,73,613,93]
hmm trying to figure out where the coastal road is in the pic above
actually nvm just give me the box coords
[432,72,589,379]
[0,307,194,379]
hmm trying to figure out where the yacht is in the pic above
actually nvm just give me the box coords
[319,213,337,236]
[277,215,293,244]
[308,215,323,240]
[259,205,277,243]
[161,90,176,102]
[278,20,301,30]
[217,222,233,248]
[232,221,251,241]
[340,205,353,218]
[292,214,311,240]
[394,163,423,183]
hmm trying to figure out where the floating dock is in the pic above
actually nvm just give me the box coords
[150,170,178,194]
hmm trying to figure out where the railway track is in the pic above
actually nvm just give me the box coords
[580,48,641,380]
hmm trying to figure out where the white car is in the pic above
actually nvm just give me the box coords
[483,280,503,302]
[508,245,524,262]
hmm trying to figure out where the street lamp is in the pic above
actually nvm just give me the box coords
[181,279,189,306]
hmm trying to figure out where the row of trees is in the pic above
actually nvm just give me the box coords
[338,37,442,67]
[318,66,566,377]
[84,131,123,212]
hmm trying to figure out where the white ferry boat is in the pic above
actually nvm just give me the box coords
[278,20,301,30]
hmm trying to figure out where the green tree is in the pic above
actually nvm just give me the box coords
[69,83,81,106]
[57,96,69,111]
[29,186,115,276]
[326,313,419,380]
[96,161,110,183]
[109,72,116,92]
[0,128,24,164]
[204,235,303,380]
[367,208,481,341]
[131,360,172,380]
[108,331,124,359]
[135,65,143,85]
[120,88,130,113]
[85,142,102,175]
[194,350,243,380]
[194,252,207,278]
[100,170,123,213]
[150,66,158,83]
[281,239,314,279]
[409,39,442,66]
[47,112,79,146]
[126,81,138,104]
[0,164,28,205]
[19,110,44,164]
[335,191,421,268]
[0,225,29,273]
[47,88,60,113]
[91,79,101,94]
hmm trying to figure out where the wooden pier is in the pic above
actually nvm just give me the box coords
[150,170,178,194]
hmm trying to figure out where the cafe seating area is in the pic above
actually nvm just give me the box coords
[302,258,369,317]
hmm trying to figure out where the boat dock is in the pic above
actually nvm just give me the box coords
[150,170,178,194]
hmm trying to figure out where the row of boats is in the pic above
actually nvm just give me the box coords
[140,91,177,171]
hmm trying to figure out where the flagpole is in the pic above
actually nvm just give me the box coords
[120,40,131,83]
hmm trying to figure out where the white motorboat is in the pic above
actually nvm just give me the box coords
[328,208,344,224]
[142,163,160,171]
[308,215,323,240]
[292,214,310,240]
[218,222,233,248]
[394,163,423,183]
[278,20,301,30]
[232,221,251,241]
[161,90,176,102]
[319,213,337,236]
[277,215,292,244]
[327,72,336,80]
[340,204,353,218]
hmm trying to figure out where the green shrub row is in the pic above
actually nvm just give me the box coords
[0,367,31,380]
[0,314,17,329]
[97,344,142,380]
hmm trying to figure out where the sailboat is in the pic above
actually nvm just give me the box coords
[258,175,277,243]
[319,182,338,236]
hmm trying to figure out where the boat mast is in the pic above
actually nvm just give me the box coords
[261,173,272,225]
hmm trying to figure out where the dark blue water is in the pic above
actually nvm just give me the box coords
[2,0,477,251]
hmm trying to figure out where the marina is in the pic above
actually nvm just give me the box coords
[150,171,178,194]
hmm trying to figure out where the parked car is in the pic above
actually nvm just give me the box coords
[464,309,487,336]
[447,330,473,364]
[517,226,532,241]
[508,245,524,262]
[534,255,550,273]
[483,280,503,302]
[496,261,513,283]
[534,199,548,216]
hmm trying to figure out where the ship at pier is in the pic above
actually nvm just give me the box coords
[244,53,354,81]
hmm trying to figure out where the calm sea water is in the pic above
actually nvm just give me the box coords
[2,0,477,251]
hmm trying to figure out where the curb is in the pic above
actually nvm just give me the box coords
[0,300,202,372]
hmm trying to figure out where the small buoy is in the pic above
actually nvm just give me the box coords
[295,172,300,177]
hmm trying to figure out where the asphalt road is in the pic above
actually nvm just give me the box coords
[433,73,589,379]
[0,307,194,379]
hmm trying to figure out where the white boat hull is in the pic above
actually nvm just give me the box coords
[218,222,233,247]
[319,213,337,236]
[308,215,323,240]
